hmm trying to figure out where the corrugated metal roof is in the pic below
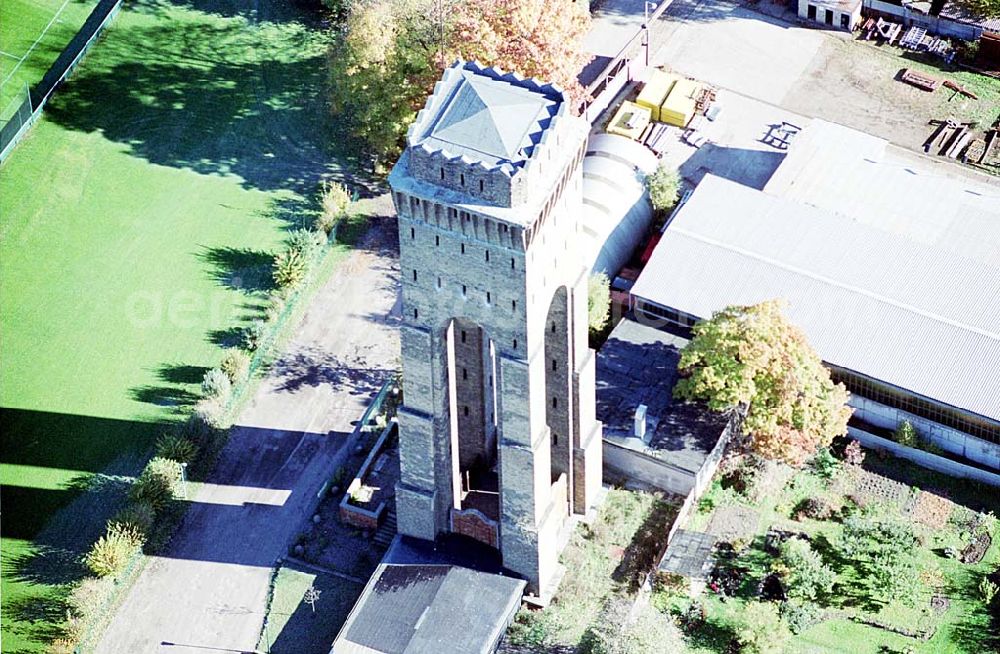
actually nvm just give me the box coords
[630,174,1000,422]
[765,120,1000,267]
[581,134,658,275]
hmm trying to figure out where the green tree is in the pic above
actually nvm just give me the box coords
[776,538,835,602]
[645,162,681,212]
[952,0,1000,18]
[329,0,592,164]
[588,272,611,339]
[735,602,791,654]
[840,512,922,606]
[674,300,852,465]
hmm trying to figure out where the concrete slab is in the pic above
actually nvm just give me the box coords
[654,0,826,105]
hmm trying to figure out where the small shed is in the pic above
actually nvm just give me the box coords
[798,0,862,31]
[331,563,525,654]
[636,70,680,122]
[606,101,651,140]
[660,79,702,127]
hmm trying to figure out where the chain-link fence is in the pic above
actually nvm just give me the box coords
[0,0,123,162]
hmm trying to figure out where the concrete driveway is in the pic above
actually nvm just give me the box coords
[95,204,400,654]
[654,0,828,105]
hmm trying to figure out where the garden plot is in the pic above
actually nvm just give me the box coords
[658,446,1000,653]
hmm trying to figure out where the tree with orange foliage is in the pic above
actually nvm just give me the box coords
[329,0,592,166]
[674,300,852,465]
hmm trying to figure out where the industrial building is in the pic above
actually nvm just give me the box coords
[631,120,1000,469]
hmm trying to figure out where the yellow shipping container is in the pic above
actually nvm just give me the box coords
[606,101,651,141]
[635,70,680,122]
[660,79,702,127]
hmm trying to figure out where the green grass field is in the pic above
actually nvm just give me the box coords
[0,1,347,650]
[0,0,99,116]
[259,562,363,653]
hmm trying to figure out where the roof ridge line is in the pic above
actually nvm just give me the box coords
[671,226,1000,342]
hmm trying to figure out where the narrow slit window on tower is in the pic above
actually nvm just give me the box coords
[410,227,415,239]
[413,308,418,319]
[486,291,491,304]
[412,269,417,282]
[462,285,467,297]
[461,331,467,343]
[552,433,558,447]
[437,276,442,289]
[513,339,518,350]
[512,300,517,311]
[461,243,465,254]
[462,368,468,380]
[463,406,470,416]
[551,322,556,333]
[511,258,515,270]
[485,250,490,262]
[440,167,445,180]
[479,179,484,192]
[435,235,440,246]
[460,173,465,186]
[552,359,557,371]
[552,397,558,408]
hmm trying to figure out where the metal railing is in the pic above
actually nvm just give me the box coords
[1,0,123,161]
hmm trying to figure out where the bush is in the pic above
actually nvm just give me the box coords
[588,272,611,339]
[219,349,251,383]
[201,367,232,401]
[286,228,326,256]
[724,455,767,499]
[810,447,839,479]
[108,501,156,539]
[193,397,229,431]
[507,609,551,647]
[894,420,918,448]
[981,577,999,604]
[776,538,835,602]
[66,575,107,623]
[781,600,821,634]
[317,180,350,233]
[793,497,835,522]
[130,457,182,511]
[734,601,791,654]
[155,433,200,465]
[839,513,921,606]
[84,523,143,577]
[241,319,268,351]
[645,162,681,212]
[272,247,308,288]
[579,598,682,654]
[843,439,865,466]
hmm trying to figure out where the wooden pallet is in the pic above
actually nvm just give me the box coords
[901,68,940,91]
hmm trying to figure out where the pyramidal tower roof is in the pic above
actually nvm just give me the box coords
[407,61,565,173]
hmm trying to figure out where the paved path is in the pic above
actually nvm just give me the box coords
[95,209,400,654]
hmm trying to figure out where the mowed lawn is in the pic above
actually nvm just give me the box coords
[0,0,99,113]
[0,1,340,650]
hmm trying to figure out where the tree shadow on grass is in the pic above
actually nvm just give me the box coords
[129,384,202,410]
[1,592,73,650]
[156,363,210,385]
[198,246,275,294]
[42,1,343,197]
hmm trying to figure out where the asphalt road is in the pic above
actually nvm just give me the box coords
[95,209,400,654]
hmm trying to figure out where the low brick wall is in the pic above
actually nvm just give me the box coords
[340,503,380,531]
[339,421,396,531]
[451,508,499,548]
